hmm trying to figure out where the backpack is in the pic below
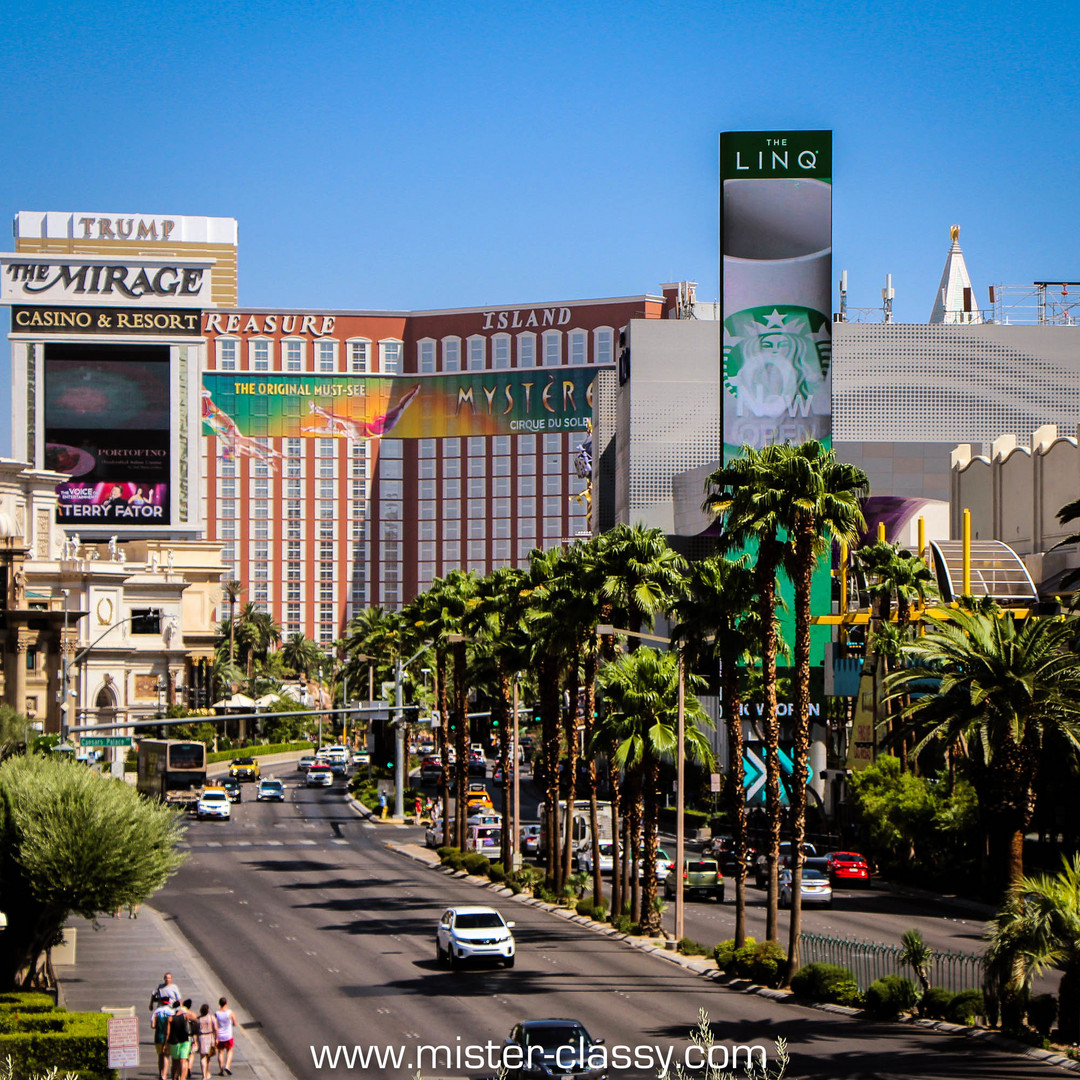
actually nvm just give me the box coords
[188,1014,201,1040]
[153,1010,171,1043]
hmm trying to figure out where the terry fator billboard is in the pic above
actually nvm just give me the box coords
[720,130,832,457]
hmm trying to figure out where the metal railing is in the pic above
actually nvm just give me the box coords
[799,932,983,994]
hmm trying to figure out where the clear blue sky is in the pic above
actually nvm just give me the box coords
[2,1,1076,451]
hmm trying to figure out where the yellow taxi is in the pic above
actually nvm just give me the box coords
[229,756,261,782]
[464,788,494,812]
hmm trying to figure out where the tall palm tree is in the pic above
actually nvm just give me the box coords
[673,554,757,947]
[222,579,243,664]
[600,523,687,639]
[886,610,1080,895]
[703,445,791,943]
[771,442,867,982]
[986,855,1080,1039]
[599,647,712,935]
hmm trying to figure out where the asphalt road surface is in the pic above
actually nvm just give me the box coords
[153,766,1068,1080]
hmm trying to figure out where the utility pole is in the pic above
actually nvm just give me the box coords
[394,656,405,817]
[59,590,71,746]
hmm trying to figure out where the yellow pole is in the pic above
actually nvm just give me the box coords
[839,541,848,613]
[917,516,926,562]
[877,521,886,543]
[962,508,971,595]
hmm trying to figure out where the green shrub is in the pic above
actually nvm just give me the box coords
[206,741,314,764]
[0,1008,110,1079]
[946,989,985,1026]
[506,881,523,895]
[864,975,918,1019]
[730,942,759,978]
[488,862,507,883]
[748,940,787,987]
[436,846,458,861]
[1027,993,1057,1038]
[919,986,955,1019]
[790,962,858,1003]
[461,852,491,876]
[713,938,740,970]
[677,938,709,956]
[0,995,56,1012]
[440,850,465,870]
[575,897,607,920]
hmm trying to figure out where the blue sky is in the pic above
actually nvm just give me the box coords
[2,1,1077,451]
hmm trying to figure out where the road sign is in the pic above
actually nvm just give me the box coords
[710,773,722,793]
[80,736,132,748]
[107,1016,140,1069]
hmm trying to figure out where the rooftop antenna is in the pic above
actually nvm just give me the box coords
[837,270,848,323]
[882,273,895,323]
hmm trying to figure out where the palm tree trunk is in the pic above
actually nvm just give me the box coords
[562,654,582,888]
[620,811,631,919]
[785,537,814,985]
[757,546,782,943]
[629,782,642,925]
[1059,961,1080,1043]
[539,658,562,888]
[609,737,623,919]
[639,752,661,935]
[436,654,451,847]
[722,652,748,948]
[453,641,468,851]
[582,653,602,907]
[497,666,512,869]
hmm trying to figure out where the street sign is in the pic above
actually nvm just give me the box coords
[107,1016,139,1069]
[80,736,132,748]
[710,773,722,793]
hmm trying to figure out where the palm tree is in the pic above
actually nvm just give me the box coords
[600,523,687,639]
[703,444,792,943]
[281,633,323,679]
[986,855,1080,1039]
[886,610,1080,895]
[673,554,757,947]
[222,579,243,664]
[899,928,933,996]
[771,442,867,981]
[599,646,712,935]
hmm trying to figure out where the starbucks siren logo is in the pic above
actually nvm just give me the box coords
[724,305,831,419]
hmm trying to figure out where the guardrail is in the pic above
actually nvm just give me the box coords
[799,932,983,994]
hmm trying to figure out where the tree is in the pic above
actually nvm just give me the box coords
[280,633,324,679]
[0,754,185,989]
[886,610,1080,896]
[221,579,243,664]
[769,441,867,981]
[899,929,933,996]
[600,646,713,935]
[0,706,30,759]
[985,856,1080,1040]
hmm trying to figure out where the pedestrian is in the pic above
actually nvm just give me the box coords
[414,795,422,820]
[195,1003,217,1080]
[214,996,238,1076]
[151,1000,176,1080]
[150,971,182,1012]
[378,791,387,819]
[165,998,194,1080]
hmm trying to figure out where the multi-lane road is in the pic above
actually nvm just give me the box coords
[151,765,1068,1080]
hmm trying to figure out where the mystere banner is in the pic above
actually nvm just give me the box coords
[720,130,833,670]
[720,130,832,458]
[201,369,603,452]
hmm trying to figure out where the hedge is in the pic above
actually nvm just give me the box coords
[207,741,314,764]
[0,1007,111,1080]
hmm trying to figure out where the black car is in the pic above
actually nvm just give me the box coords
[504,1019,606,1080]
[221,778,242,803]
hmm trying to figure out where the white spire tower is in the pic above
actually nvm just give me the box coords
[929,224,982,324]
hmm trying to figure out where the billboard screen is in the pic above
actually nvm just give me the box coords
[720,130,832,457]
[44,342,171,525]
[201,369,602,463]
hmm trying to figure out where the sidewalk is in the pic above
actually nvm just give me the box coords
[57,906,296,1080]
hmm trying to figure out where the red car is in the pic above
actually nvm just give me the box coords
[826,851,872,888]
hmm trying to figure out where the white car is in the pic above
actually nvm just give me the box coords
[779,868,834,909]
[436,905,515,968]
[196,787,231,821]
[306,765,334,787]
[576,841,618,874]
[636,847,674,882]
[352,751,370,766]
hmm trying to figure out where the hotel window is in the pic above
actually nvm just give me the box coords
[254,583,269,605]
[220,458,236,477]
[492,456,510,476]
[253,449,270,478]
[594,327,614,366]
[544,518,562,538]
[442,478,460,499]
[493,334,511,369]
[317,340,337,372]
[348,339,369,373]
[468,499,485,519]
[418,339,436,374]
[444,457,461,478]
[254,518,269,540]
[543,433,563,453]
[494,476,510,498]
[442,337,461,372]
[251,339,271,370]
[319,478,334,500]
[494,539,511,561]
[467,336,486,371]
[517,332,536,368]
[287,603,300,623]
[318,500,335,519]
[418,501,435,520]
[518,474,536,496]
[254,499,268,519]
[253,478,269,499]
[351,447,367,477]
[287,517,301,540]
[220,478,236,498]
[467,437,485,457]
[444,519,460,540]
[217,338,238,369]
[419,458,435,479]
[568,329,587,366]
[419,542,435,562]
[444,500,460,520]
[519,497,536,517]
[493,519,510,539]
[493,498,510,518]
[287,581,301,601]
[468,519,485,539]
[286,478,301,499]
[418,438,435,458]
[443,540,461,561]
[418,565,435,588]
[544,496,562,518]
[380,480,403,500]
[543,474,563,495]
[284,339,303,371]
[542,330,561,367]
[468,476,486,498]
[419,520,435,540]
[379,340,402,374]
[221,520,236,540]
[380,457,403,480]
[518,434,537,454]
[518,539,535,559]
[468,540,486,561]
[543,454,562,475]
[443,437,460,458]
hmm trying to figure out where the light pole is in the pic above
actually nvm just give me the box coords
[511,673,522,869]
[597,623,687,943]
[394,643,432,818]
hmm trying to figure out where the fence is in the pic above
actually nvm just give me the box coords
[799,932,983,994]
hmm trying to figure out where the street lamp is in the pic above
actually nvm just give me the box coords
[394,643,433,817]
[597,623,687,943]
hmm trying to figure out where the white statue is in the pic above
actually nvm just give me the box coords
[149,552,158,573]
[166,549,174,574]
[163,616,179,649]
[108,536,119,561]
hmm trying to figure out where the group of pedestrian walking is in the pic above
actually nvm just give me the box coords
[149,973,238,1080]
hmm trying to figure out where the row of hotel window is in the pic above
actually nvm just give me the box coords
[214,329,615,372]
[218,474,581,502]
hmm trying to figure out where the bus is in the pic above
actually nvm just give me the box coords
[537,799,613,858]
[136,740,207,808]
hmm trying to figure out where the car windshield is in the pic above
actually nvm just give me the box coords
[202,792,226,802]
[687,862,716,872]
[261,781,282,790]
[832,853,863,861]
[454,912,504,929]
[234,758,255,765]
[803,870,829,883]
[599,844,615,855]
[522,1024,587,1050]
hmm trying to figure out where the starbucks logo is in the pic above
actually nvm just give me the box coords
[724,305,830,419]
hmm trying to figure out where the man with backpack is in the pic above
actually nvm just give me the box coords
[151,999,176,1080]
[149,971,182,1012]
[165,998,197,1080]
